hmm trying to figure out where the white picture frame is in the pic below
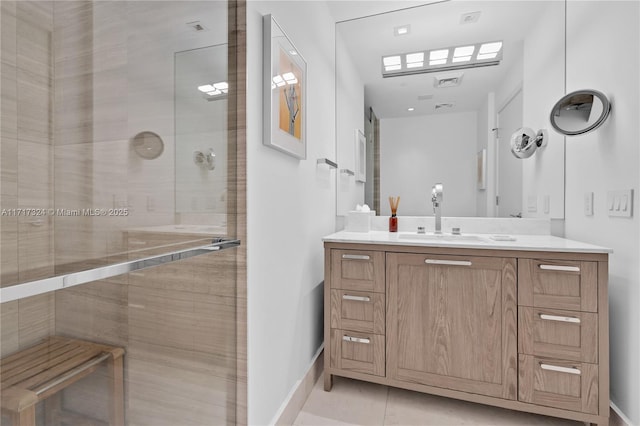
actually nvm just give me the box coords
[263,14,307,159]
[477,148,487,190]
[355,129,366,183]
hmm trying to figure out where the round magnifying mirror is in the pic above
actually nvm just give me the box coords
[549,89,611,136]
[131,131,164,159]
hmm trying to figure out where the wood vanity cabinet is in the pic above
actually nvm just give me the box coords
[324,242,609,426]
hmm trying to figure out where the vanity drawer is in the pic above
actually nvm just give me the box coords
[518,259,597,312]
[518,354,598,414]
[330,329,385,377]
[519,307,597,363]
[330,289,385,334]
[330,249,385,293]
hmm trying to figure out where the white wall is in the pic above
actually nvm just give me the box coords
[336,26,365,216]
[380,112,478,217]
[564,1,640,423]
[476,93,495,217]
[246,1,336,424]
[521,1,565,219]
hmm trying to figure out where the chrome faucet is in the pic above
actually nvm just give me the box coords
[431,183,443,234]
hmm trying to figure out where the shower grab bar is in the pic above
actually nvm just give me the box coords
[0,238,240,304]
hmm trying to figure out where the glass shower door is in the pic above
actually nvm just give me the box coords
[1,1,239,424]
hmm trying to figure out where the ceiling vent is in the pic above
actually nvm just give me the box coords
[417,94,434,101]
[435,103,455,110]
[433,72,464,88]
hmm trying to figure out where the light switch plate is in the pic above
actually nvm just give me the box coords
[584,192,594,216]
[607,189,633,217]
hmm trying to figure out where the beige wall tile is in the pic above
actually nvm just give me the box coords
[55,282,128,347]
[1,1,18,67]
[1,63,18,140]
[17,79,51,144]
[1,136,17,202]
[17,215,54,282]
[18,141,52,209]
[0,301,19,357]
[16,1,52,146]
[1,216,19,287]
[17,293,54,349]
[126,355,232,426]
[16,1,52,32]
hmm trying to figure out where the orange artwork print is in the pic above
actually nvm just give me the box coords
[278,47,303,140]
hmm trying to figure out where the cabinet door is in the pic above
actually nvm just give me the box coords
[387,253,517,400]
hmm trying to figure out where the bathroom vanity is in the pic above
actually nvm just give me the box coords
[323,230,610,426]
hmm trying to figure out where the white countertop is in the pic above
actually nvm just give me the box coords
[323,231,612,254]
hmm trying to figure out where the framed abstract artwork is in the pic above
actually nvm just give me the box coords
[263,15,307,159]
[477,148,487,190]
[355,129,366,182]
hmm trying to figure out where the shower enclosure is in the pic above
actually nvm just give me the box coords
[1,1,244,425]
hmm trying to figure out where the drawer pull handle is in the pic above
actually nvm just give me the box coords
[343,294,371,302]
[540,363,581,375]
[342,335,371,344]
[425,259,472,267]
[342,254,370,260]
[539,264,580,272]
[539,313,581,324]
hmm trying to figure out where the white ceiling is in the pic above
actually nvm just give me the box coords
[330,1,551,118]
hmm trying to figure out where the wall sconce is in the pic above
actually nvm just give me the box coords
[510,128,547,159]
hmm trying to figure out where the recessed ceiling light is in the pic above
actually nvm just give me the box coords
[477,52,498,60]
[383,55,401,66]
[479,41,503,54]
[272,75,285,87]
[454,46,475,57]
[394,25,410,36]
[460,11,481,24]
[198,84,215,93]
[406,52,424,63]
[429,49,449,61]
[406,52,424,69]
[407,107,415,111]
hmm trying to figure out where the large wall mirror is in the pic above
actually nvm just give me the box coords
[333,1,566,219]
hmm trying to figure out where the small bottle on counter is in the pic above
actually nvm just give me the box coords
[388,196,400,233]
[389,214,398,232]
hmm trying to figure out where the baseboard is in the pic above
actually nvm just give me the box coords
[610,402,633,426]
[271,345,324,426]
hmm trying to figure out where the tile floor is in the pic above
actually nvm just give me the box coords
[293,376,584,425]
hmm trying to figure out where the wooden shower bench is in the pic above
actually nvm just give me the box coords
[1,336,124,426]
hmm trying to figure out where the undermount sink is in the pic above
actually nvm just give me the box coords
[398,232,489,242]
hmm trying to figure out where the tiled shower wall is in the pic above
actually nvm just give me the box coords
[0,0,56,357]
